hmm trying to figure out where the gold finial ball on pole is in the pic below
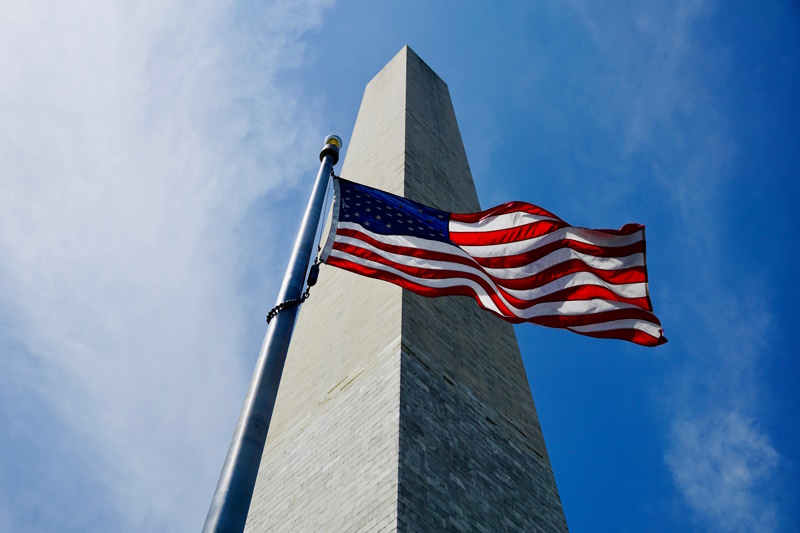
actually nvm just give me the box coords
[324,134,342,149]
[320,134,343,164]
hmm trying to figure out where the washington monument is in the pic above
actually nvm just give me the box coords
[244,46,569,532]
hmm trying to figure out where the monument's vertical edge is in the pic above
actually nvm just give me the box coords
[243,50,410,533]
[397,47,567,532]
[245,46,568,532]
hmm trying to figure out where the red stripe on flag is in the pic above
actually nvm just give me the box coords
[570,326,667,347]
[449,220,566,246]
[449,201,563,223]
[469,239,645,269]
[451,221,643,248]
[530,307,662,328]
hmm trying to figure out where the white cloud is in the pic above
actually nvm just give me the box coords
[659,283,783,532]
[565,0,709,148]
[666,411,779,532]
[0,0,332,531]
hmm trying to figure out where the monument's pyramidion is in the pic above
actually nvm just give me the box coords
[245,46,568,532]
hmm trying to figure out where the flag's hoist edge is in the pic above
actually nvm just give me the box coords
[321,177,666,347]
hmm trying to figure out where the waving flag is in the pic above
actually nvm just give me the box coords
[321,178,666,347]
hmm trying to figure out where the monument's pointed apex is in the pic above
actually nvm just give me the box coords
[396,45,423,69]
[345,46,476,211]
[245,50,568,533]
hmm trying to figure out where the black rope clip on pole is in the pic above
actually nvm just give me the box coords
[266,258,322,324]
[266,173,333,325]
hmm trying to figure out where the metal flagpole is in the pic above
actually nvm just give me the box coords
[202,135,342,533]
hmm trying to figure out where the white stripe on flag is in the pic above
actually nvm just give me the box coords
[449,211,560,233]
[457,226,643,257]
[568,318,663,338]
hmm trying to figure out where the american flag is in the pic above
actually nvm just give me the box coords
[321,178,666,347]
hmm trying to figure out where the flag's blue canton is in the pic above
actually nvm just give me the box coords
[339,179,451,243]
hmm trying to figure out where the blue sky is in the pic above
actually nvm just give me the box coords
[1,1,798,531]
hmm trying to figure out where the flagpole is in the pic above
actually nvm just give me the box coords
[202,135,342,533]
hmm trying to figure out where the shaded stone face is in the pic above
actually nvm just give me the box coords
[245,46,568,533]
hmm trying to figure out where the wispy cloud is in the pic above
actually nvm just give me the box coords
[667,411,779,532]
[0,0,332,531]
[664,281,782,531]
[564,1,784,530]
